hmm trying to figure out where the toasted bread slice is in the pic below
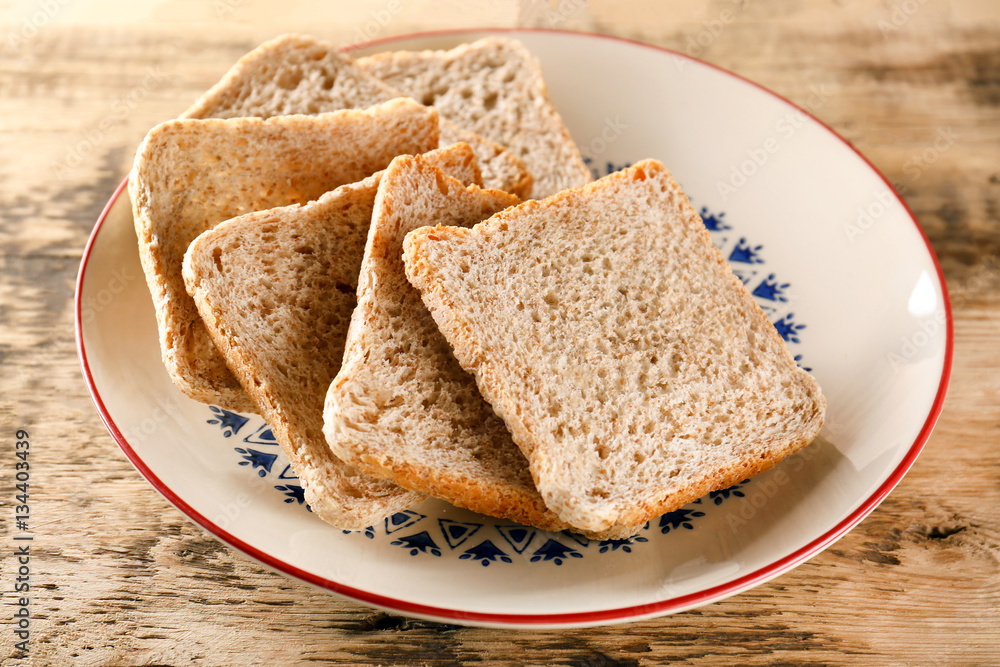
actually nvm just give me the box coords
[323,154,580,534]
[130,98,438,412]
[403,160,827,536]
[357,37,592,199]
[183,33,532,199]
[179,144,483,528]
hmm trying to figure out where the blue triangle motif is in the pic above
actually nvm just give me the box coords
[207,406,250,437]
[658,507,706,534]
[234,448,277,477]
[700,207,731,232]
[773,313,805,343]
[598,535,648,553]
[728,238,764,264]
[243,423,279,446]
[390,531,441,557]
[437,519,482,549]
[496,525,537,554]
[459,540,512,566]
[751,274,789,302]
[731,268,758,285]
[277,464,298,480]
[529,539,583,565]
[384,510,425,534]
[274,484,306,505]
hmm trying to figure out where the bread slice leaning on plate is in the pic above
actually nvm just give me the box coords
[323,153,590,535]
[130,98,439,414]
[403,159,827,537]
[356,37,592,198]
[183,33,533,200]
[180,143,485,529]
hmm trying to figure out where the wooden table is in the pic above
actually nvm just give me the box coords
[2,1,998,664]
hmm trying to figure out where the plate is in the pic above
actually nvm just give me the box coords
[75,29,952,628]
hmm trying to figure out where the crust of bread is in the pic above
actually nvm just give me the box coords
[403,159,826,536]
[129,99,439,412]
[178,145,483,528]
[183,33,532,200]
[357,37,591,199]
[322,153,611,535]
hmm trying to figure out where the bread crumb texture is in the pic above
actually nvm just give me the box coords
[403,160,826,535]
[356,37,591,198]
[324,154,600,534]
[184,33,532,198]
[179,147,480,530]
[130,98,438,411]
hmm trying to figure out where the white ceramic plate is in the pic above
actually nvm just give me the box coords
[76,29,951,628]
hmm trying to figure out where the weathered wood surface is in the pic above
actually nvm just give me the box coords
[1,1,998,664]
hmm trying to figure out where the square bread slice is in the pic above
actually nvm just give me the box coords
[179,144,483,528]
[130,98,439,413]
[183,33,532,199]
[403,159,827,536]
[356,37,592,199]
[323,153,586,535]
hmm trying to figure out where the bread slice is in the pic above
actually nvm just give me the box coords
[322,154,582,534]
[130,98,439,413]
[183,33,532,199]
[179,144,482,528]
[403,160,827,536]
[356,37,592,199]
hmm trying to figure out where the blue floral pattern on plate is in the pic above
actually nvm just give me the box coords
[206,161,809,566]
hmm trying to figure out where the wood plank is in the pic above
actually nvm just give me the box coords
[1,2,997,663]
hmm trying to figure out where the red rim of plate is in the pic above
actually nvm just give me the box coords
[75,28,953,627]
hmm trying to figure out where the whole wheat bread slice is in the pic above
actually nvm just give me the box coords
[403,159,827,536]
[183,33,532,199]
[179,144,483,528]
[356,37,592,199]
[323,154,582,534]
[130,98,439,412]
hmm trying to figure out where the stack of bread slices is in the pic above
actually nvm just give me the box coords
[129,34,825,540]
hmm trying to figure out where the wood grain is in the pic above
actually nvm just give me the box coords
[1,1,998,664]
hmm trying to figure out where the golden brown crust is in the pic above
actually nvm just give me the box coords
[323,154,605,535]
[183,33,532,199]
[129,99,439,411]
[179,145,480,529]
